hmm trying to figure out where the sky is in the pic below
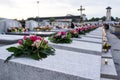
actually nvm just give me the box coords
[0,0,120,20]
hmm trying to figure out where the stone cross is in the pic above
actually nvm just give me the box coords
[78,5,85,16]
[78,5,85,22]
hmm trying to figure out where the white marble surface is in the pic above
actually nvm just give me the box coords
[101,58,117,79]
[101,78,117,80]
[0,44,101,80]
[0,34,23,41]
[102,50,112,58]
[46,37,102,52]
[73,37,102,43]
[84,34,102,39]
[29,31,56,35]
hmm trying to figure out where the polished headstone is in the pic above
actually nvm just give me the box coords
[46,37,102,55]
[84,34,102,39]
[26,20,38,31]
[101,58,117,79]
[102,50,112,58]
[0,34,23,44]
[101,78,116,80]
[0,19,21,33]
[6,31,56,37]
[0,44,101,80]
[72,36,102,44]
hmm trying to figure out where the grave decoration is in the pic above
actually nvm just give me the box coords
[49,31,72,43]
[102,42,111,52]
[68,30,79,38]
[5,35,55,62]
[75,25,97,35]
[7,27,29,32]
[34,26,52,31]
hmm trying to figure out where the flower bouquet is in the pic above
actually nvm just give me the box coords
[49,31,72,43]
[34,26,52,31]
[41,26,52,31]
[34,27,41,31]
[76,27,86,35]
[7,27,28,32]
[102,42,111,52]
[18,27,29,32]
[69,30,79,38]
[7,27,18,32]
[5,35,55,62]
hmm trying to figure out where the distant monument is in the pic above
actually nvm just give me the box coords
[106,6,112,21]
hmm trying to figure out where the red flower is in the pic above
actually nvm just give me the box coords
[61,31,66,35]
[53,36,56,38]
[18,40,23,45]
[30,35,37,42]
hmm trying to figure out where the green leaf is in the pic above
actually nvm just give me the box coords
[30,53,40,60]
[4,54,14,63]
[7,47,19,52]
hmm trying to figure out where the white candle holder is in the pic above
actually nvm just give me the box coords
[104,59,108,65]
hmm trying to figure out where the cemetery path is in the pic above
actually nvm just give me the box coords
[107,30,120,80]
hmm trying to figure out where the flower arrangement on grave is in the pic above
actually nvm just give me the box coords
[49,31,72,43]
[5,35,55,62]
[76,27,86,35]
[7,27,28,32]
[34,26,52,31]
[18,27,29,32]
[34,27,41,31]
[41,26,52,31]
[7,27,18,32]
[84,25,97,33]
[75,26,97,35]
[69,30,79,38]
[102,42,111,52]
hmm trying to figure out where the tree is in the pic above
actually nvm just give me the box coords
[49,17,55,25]
[111,16,115,21]
[49,17,55,22]
[27,17,35,20]
[115,17,119,21]
[100,16,106,21]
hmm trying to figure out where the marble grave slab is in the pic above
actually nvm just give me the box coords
[0,44,101,80]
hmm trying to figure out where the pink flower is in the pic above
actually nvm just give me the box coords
[18,40,23,45]
[73,30,78,34]
[44,40,48,43]
[23,36,27,40]
[62,35,65,38]
[61,31,66,35]
[37,36,42,40]
[58,32,61,35]
[30,35,37,42]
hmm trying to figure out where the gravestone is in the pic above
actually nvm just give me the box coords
[0,19,21,33]
[83,34,102,39]
[101,58,117,79]
[46,37,102,55]
[0,34,23,44]
[6,31,56,37]
[72,37,102,44]
[26,20,38,31]
[0,44,101,80]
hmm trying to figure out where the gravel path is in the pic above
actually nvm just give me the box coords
[107,30,120,80]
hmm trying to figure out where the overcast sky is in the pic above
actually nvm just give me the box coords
[0,0,119,19]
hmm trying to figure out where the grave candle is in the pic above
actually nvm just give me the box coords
[104,59,108,65]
